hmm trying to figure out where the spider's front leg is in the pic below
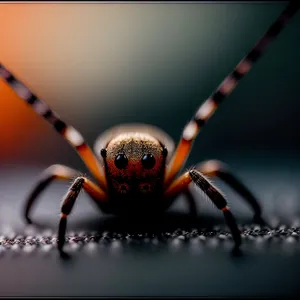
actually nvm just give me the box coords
[164,169,242,249]
[198,160,264,224]
[24,164,79,224]
[58,176,108,253]
[24,164,108,224]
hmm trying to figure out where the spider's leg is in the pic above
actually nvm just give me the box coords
[0,64,107,190]
[58,176,107,253]
[24,164,107,224]
[164,169,241,249]
[197,160,267,225]
[164,1,299,187]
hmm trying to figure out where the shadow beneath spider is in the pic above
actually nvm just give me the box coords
[70,210,254,234]
[29,210,256,234]
[28,211,255,260]
[75,211,250,258]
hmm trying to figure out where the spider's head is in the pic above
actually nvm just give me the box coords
[100,132,168,197]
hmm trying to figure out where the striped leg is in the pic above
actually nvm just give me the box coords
[58,176,108,253]
[198,160,264,223]
[24,164,108,224]
[164,1,299,187]
[164,169,241,248]
[0,64,107,190]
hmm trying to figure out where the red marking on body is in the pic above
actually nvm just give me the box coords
[103,132,166,196]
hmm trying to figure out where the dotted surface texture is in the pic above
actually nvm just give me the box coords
[1,164,300,297]
[1,224,300,254]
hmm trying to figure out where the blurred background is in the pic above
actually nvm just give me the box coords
[0,2,300,297]
[0,2,299,166]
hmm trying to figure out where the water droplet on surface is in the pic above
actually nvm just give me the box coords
[218,234,227,240]
[69,243,80,252]
[11,244,20,252]
[207,238,219,248]
[42,229,53,237]
[41,244,53,252]
[23,245,36,254]
[177,235,185,241]
[253,225,261,231]
[279,225,287,231]
[286,236,296,244]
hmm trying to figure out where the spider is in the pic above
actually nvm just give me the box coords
[0,2,298,255]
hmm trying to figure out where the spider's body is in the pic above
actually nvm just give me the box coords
[94,125,173,216]
[102,132,166,197]
[0,2,298,255]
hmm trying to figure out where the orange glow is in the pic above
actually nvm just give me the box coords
[0,81,42,159]
[0,4,47,161]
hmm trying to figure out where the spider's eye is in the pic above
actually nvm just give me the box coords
[142,154,156,169]
[115,153,128,169]
[100,148,107,158]
[162,146,168,157]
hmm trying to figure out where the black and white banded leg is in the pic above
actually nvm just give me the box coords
[0,64,107,190]
[164,1,300,187]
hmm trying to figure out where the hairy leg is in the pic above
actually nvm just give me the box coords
[164,169,241,248]
[58,176,108,253]
[24,164,107,224]
[198,160,264,223]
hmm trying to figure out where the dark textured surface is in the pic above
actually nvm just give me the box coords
[1,225,300,250]
[1,158,300,297]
